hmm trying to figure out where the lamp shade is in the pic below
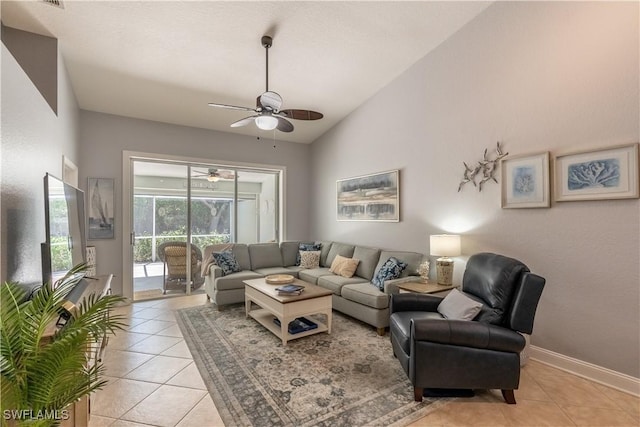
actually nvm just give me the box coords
[430,234,461,257]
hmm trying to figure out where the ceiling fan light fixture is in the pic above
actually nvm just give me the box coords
[207,175,220,182]
[255,115,278,131]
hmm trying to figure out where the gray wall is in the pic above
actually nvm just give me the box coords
[310,2,639,377]
[78,111,311,295]
[1,34,80,284]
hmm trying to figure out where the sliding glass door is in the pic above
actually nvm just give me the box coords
[129,158,280,300]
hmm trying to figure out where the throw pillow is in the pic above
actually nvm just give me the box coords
[299,250,321,269]
[437,288,483,320]
[329,254,349,274]
[212,251,241,276]
[371,257,408,290]
[329,255,361,278]
[338,257,360,278]
[296,243,322,266]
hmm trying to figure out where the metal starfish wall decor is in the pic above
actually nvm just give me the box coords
[458,142,508,192]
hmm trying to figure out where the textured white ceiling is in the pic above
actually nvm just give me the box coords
[1,1,491,144]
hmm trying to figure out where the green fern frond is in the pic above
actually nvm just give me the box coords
[1,265,126,423]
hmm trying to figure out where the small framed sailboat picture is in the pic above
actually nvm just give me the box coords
[88,177,115,239]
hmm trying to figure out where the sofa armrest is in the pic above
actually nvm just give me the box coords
[411,318,525,353]
[390,293,442,314]
[383,276,421,295]
[207,265,223,279]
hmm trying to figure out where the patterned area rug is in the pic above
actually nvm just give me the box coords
[176,304,449,426]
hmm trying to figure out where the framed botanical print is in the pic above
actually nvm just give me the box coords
[501,152,550,208]
[554,143,639,202]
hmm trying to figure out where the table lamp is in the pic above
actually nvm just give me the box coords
[430,234,461,285]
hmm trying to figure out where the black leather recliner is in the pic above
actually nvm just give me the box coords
[389,252,545,404]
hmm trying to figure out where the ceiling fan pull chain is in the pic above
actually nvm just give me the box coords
[264,37,270,92]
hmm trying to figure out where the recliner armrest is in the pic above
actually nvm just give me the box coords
[390,293,442,314]
[411,318,525,353]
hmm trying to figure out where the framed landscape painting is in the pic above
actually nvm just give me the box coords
[88,177,115,239]
[501,152,550,208]
[554,143,639,202]
[337,170,399,221]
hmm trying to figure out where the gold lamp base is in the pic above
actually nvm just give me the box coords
[435,257,454,285]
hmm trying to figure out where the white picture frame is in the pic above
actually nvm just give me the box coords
[88,177,115,239]
[501,152,550,209]
[554,143,639,202]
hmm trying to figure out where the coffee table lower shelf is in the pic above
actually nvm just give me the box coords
[248,308,329,344]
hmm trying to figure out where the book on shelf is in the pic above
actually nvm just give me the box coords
[273,317,318,334]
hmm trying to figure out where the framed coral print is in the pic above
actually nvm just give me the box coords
[554,143,639,202]
[501,152,550,208]
[337,170,399,221]
[88,177,115,239]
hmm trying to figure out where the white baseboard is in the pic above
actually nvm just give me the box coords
[530,345,640,397]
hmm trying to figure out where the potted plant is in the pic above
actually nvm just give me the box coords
[1,265,126,426]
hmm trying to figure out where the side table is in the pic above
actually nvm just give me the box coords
[396,281,455,296]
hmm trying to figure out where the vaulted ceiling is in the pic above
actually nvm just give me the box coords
[1,1,491,143]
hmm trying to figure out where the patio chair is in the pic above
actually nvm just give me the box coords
[158,241,205,294]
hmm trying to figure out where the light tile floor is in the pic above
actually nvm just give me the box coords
[91,294,640,427]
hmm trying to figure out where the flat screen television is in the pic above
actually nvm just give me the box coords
[42,173,87,285]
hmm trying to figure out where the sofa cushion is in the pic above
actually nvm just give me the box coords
[298,267,333,284]
[249,243,283,269]
[252,267,300,278]
[212,251,241,275]
[280,241,301,267]
[317,241,333,267]
[325,243,356,268]
[375,250,423,279]
[215,270,262,291]
[296,243,323,265]
[371,256,407,290]
[353,246,381,280]
[317,274,368,295]
[299,250,321,269]
[232,244,252,271]
[342,283,390,309]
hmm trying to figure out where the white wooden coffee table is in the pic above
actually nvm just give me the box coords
[244,277,332,345]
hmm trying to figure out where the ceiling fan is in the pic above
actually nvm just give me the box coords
[207,35,323,133]
[193,168,236,182]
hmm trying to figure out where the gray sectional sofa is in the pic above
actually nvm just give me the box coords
[202,241,424,334]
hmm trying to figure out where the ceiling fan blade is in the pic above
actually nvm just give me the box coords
[276,117,294,133]
[279,109,323,120]
[259,91,283,111]
[208,102,255,112]
[230,115,259,128]
[218,171,236,179]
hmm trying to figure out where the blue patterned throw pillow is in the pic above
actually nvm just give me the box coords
[212,251,241,275]
[371,257,408,290]
[295,243,322,266]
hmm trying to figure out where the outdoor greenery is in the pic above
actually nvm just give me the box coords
[133,233,230,262]
[132,196,232,262]
[0,265,126,426]
[50,236,72,272]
